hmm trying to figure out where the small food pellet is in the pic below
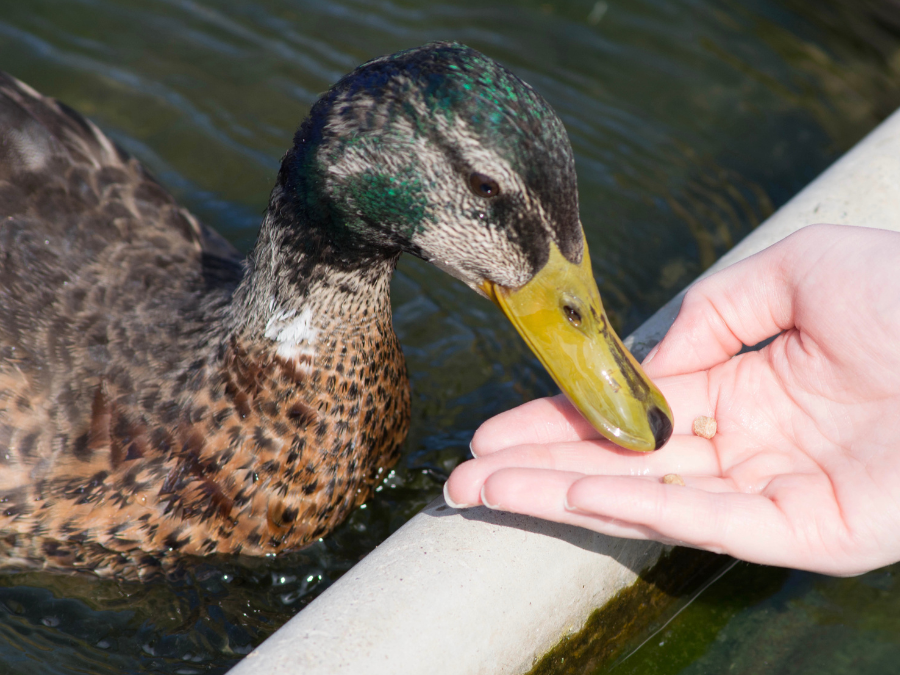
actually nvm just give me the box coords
[692,415,717,439]
[662,474,685,486]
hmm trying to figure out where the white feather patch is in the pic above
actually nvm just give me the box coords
[264,307,318,364]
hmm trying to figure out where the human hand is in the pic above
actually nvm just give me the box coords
[445,224,900,576]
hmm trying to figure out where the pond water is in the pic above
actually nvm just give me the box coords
[610,560,900,675]
[1,1,900,673]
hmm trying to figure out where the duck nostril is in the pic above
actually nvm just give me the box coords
[562,304,582,327]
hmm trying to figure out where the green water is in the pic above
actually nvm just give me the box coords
[1,0,900,673]
[611,561,900,675]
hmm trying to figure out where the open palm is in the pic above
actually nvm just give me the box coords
[445,224,900,575]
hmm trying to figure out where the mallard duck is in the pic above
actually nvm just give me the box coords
[0,42,672,579]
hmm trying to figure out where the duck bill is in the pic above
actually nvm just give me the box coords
[481,237,673,452]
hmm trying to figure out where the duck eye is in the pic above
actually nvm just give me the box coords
[468,172,500,198]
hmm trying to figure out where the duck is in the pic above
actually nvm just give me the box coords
[0,42,672,580]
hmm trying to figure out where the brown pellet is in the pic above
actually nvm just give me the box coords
[662,474,685,486]
[692,416,717,439]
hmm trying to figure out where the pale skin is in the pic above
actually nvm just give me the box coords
[445,224,900,576]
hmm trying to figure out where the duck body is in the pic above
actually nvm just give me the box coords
[0,72,409,578]
[0,42,672,579]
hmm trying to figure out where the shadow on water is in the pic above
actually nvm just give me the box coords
[1,0,900,673]
[569,558,900,675]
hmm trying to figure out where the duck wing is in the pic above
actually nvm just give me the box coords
[0,71,241,490]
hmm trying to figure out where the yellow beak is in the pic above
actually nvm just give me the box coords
[482,236,673,452]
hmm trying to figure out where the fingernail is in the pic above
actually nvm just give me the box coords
[469,440,479,458]
[642,343,660,366]
[480,486,501,510]
[443,481,473,509]
[563,495,587,514]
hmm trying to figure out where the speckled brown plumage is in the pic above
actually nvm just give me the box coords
[0,42,585,579]
[0,73,409,578]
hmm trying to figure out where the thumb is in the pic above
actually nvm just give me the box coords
[643,230,803,378]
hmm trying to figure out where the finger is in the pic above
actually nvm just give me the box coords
[470,394,598,456]
[565,475,799,567]
[643,230,805,379]
[445,434,720,507]
[472,372,714,456]
[477,468,724,545]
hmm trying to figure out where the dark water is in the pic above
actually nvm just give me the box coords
[1,1,900,673]
[610,560,900,675]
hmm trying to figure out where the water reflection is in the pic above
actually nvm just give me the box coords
[613,561,900,675]
[0,0,900,673]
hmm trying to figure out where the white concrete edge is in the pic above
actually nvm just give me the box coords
[227,105,900,675]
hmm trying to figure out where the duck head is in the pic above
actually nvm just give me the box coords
[280,42,673,452]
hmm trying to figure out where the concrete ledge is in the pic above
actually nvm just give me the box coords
[228,106,900,675]
[232,506,661,674]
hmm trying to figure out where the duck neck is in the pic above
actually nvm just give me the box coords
[228,185,400,352]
